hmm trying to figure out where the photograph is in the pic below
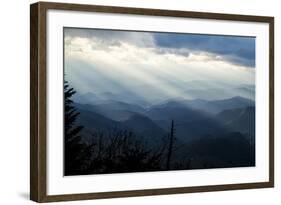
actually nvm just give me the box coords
[30,2,274,202]
[63,27,256,176]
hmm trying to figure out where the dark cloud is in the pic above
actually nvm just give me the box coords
[153,33,255,67]
[65,27,255,67]
[154,47,190,57]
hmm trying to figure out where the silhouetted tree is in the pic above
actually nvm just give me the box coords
[166,120,176,170]
[64,80,86,175]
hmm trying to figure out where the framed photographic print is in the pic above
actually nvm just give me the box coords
[30,1,274,202]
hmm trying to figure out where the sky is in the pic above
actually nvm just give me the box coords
[64,27,255,103]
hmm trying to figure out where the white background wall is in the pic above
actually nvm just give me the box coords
[0,0,279,204]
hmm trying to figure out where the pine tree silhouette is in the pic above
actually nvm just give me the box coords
[64,80,85,175]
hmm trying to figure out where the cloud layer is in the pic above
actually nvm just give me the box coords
[64,28,255,103]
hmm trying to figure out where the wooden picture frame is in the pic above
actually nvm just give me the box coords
[30,1,274,202]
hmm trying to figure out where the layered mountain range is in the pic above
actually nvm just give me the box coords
[75,94,255,145]
[71,86,256,169]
